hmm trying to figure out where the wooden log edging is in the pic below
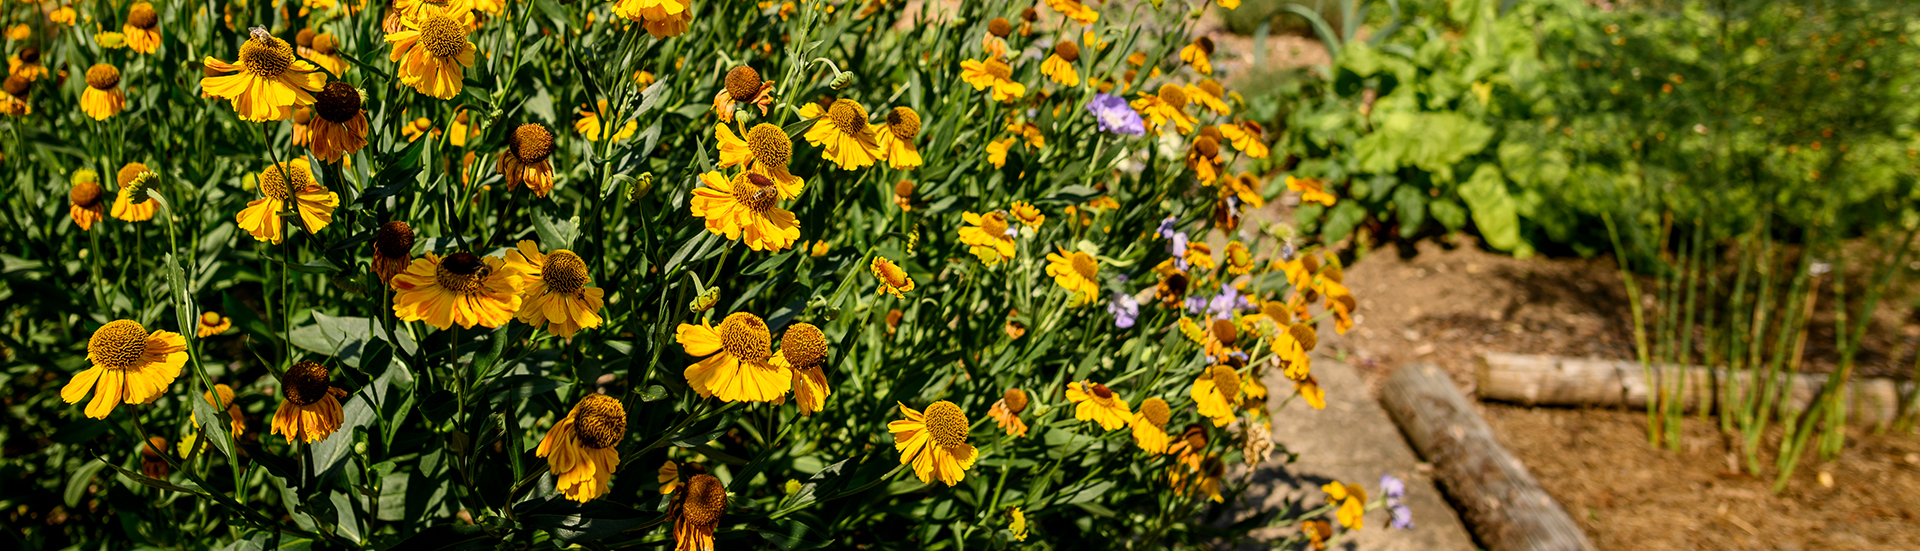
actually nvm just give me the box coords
[1380,364,1598,551]
[1476,352,1915,427]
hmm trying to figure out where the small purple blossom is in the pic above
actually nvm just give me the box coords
[1156,216,1178,239]
[1108,292,1139,328]
[1380,474,1406,498]
[1185,295,1208,314]
[1389,503,1415,530]
[1170,232,1190,271]
[1087,93,1145,136]
[1204,286,1252,320]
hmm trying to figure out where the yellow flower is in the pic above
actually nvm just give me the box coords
[1066,381,1132,430]
[1287,175,1337,206]
[959,58,1026,101]
[1041,41,1081,87]
[391,251,526,329]
[614,0,695,37]
[123,3,162,54]
[958,211,1017,265]
[1187,79,1231,116]
[771,323,831,416]
[1220,120,1270,158]
[96,31,128,49]
[1303,519,1333,551]
[81,64,127,121]
[235,158,340,244]
[201,32,326,122]
[271,361,349,443]
[870,256,916,298]
[385,1,477,99]
[715,123,805,197]
[1044,248,1101,305]
[987,387,1029,438]
[1322,480,1368,530]
[1009,202,1045,228]
[1186,241,1218,271]
[306,33,350,76]
[1132,83,1196,135]
[888,401,978,486]
[196,383,246,437]
[1224,241,1254,275]
[0,74,27,116]
[1009,507,1029,541]
[196,312,232,338]
[1131,397,1172,454]
[1179,36,1214,75]
[401,117,436,142]
[9,48,47,81]
[874,106,924,170]
[498,124,558,197]
[1189,364,1241,427]
[1274,322,1316,380]
[505,241,606,339]
[1297,375,1326,410]
[1041,0,1098,24]
[110,163,157,222]
[537,394,626,502]
[6,24,29,41]
[985,136,1017,168]
[50,7,77,26]
[576,100,640,142]
[61,320,187,419]
[657,460,683,494]
[671,474,726,551]
[676,312,793,402]
[690,171,801,252]
[68,173,105,230]
[1324,280,1357,334]
[1186,133,1222,186]
[802,99,883,170]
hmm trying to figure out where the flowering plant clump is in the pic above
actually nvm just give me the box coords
[1,0,1401,548]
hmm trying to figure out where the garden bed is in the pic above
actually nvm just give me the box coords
[1336,238,1920,550]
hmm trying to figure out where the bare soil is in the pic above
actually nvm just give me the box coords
[1334,237,1920,551]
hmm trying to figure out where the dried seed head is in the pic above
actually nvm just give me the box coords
[2,75,27,97]
[723,65,762,102]
[1002,388,1028,413]
[127,3,159,29]
[1020,7,1038,21]
[283,361,333,405]
[295,28,317,48]
[314,81,362,123]
[680,474,727,525]
[85,64,121,90]
[987,17,1012,38]
[893,180,916,199]
[1054,40,1080,62]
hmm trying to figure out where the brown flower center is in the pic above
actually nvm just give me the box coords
[257,162,309,201]
[1181,424,1208,449]
[921,400,969,448]
[18,47,38,64]
[893,180,916,199]
[1198,79,1224,98]
[1157,83,1188,108]
[1209,318,1237,347]
[1002,388,1028,413]
[1141,397,1171,428]
[1193,136,1220,159]
[885,107,921,142]
[723,65,762,102]
[745,123,792,168]
[681,474,727,525]
[85,64,120,90]
[1089,382,1114,400]
[117,163,147,188]
[511,124,555,163]
[295,28,317,48]
[1209,365,1241,403]
[240,37,294,79]
[70,181,104,207]
[825,99,869,134]
[435,252,490,294]
[1194,36,1215,55]
[570,394,626,449]
[984,59,1013,81]
[417,13,468,58]
[89,320,149,370]
[127,3,159,29]
[718,312,772,363]
[541,250,590,295]
[1054,40,1080,62]
[375,221,416,259]
[3,75,27,97]
[779,322,828,370]
[314,81,362,123]
[1288,323,1318,351]
[875,258,911,288]
[987,17,1012,38]
[283,361,333,405]
[1070,252,1098,281]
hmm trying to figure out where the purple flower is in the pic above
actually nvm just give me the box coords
[1185,295,1208,314]
[1389,503,1415,530]
[1170,232,1190,271]
[1380,474,1406,498]
[1087,93,1145,136]
[1108,292,1139,328]
[1156,216,1178,239]
[1205,285,1251,320]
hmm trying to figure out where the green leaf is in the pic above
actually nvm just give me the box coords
[64,458,109,507]
[1457,164,1523,253]
[1429,198,1468,231]
[1393,184,1428,236]
[192,386,235,459]
[1320,202,1368,243]
[531,208,579,251]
